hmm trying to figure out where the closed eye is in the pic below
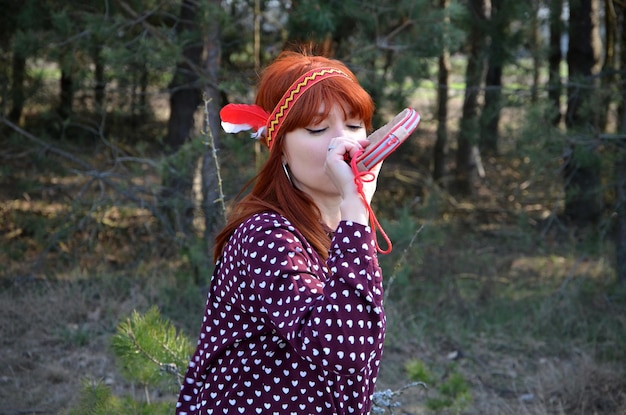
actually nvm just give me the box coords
[305,127,327,134]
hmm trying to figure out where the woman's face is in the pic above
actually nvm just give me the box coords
[282,103,367,199]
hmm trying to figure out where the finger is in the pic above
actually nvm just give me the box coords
[327,139,361,163]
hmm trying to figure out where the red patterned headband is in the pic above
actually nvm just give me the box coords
[220,67,352,149]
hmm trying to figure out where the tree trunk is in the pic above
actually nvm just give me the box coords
[138,64,150,122]
[481,64,501,155]
[165,1,203,152]
[530,0,541,103]
[480,0,504,156]
[93,45,105,110]
[563,0,603,225]
[616,147,626,284]
[162,0,204,236]
[433,0,450,185]
[565,0,602,128]
[599,0,618,131]
[201,0,224,242]
[615,2,626,284]
[59,69,74,120]
[253,0,261,70]
[9,51,26,124]
[454,0,488,196]
[548,0,563,125]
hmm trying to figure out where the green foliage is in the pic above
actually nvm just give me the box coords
[111,306,193,392]
[405,358,435,385]
[70,307,194,414]
[378,205,446,297]
[287,0,338,40]
[68,380,116,415]
[405,359,471,414]
[54,324,92,347]
[283,0,456,114]
[12,28,43,57]
[158,138,211,237]
[517,102,566,171]
[157,270,208,333]
[377,207,424,289]
[68,379,171,415]
[570,141,603,171]
[426,371,471,413]
[179,236,213,279]
[161,138,206,178]
[525,279,626,360]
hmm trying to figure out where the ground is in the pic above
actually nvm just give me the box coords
[1,92,625,414]
[2,256,625,415]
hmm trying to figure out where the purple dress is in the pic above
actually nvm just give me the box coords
[176,211,386,415]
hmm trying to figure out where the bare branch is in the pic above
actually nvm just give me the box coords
[2,117,92,170]
[201,95,227,221]
[1,116,174,237]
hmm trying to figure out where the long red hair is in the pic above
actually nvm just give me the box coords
[214,51,375,262]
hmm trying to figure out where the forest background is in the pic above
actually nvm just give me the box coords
[1,0,626,414]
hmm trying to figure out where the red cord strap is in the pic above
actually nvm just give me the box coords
[349,150,392,254]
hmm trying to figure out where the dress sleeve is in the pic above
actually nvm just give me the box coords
[222,214,386,376]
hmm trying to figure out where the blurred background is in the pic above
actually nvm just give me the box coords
[0,0,625,414]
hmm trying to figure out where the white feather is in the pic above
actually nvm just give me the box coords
[221,121,253,134]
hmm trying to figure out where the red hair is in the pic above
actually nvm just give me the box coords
[214,51,375,262]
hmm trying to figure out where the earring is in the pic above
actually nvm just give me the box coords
[282,163,293,186]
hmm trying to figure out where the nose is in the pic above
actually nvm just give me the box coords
[328,123,355,139]
[326,122,343,138]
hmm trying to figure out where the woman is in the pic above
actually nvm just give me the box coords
[176,50,386,415]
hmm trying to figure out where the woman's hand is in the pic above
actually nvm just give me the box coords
[325,138,382,225]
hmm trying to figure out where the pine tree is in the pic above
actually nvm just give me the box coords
[70,307,193,414]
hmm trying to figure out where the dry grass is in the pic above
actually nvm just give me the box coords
[0,275,181,414]
[1,87,625,415]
